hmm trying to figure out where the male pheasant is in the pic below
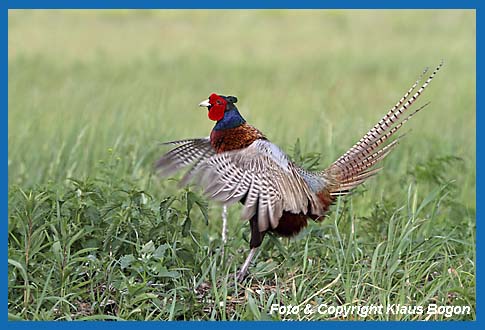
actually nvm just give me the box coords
[156,62,443,281]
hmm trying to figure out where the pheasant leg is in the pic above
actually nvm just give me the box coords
[221,204,228,258]
[236,247,258,282]
[222,205,228,244]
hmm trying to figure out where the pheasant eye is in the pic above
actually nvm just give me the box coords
[216,100,222,105]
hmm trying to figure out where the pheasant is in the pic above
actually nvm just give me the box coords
[156,62,443,281]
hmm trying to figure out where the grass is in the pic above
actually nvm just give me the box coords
[8,10,476,320]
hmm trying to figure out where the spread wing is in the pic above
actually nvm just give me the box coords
[183,139,328,232]
[156,138,215,178]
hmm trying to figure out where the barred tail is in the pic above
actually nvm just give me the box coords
[325,61,443,195]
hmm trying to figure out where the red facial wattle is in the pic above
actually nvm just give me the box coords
[208,93,226,121]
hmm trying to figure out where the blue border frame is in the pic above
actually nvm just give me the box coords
[4,0,480,328]
[3,0,480,9]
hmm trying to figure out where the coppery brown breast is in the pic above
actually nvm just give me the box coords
[210,123,266,153]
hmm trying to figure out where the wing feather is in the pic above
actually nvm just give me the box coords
[184,139,329,232]
[156,138,215,178]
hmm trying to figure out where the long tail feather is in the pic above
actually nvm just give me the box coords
[325,61,443,195]
[334,66,429,166]
[334,61,442,169]
[338,101,430,176]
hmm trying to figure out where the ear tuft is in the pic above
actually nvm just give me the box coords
[227,96,238,103]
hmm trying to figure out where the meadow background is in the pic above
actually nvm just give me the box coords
[8,10,475,320]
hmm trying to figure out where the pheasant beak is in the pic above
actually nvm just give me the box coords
[198,99,211,108]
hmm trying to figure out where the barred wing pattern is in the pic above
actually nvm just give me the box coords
[182,139,328,232]
[156,138,215,178]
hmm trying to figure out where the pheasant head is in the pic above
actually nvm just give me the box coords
[199,93,246,130]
